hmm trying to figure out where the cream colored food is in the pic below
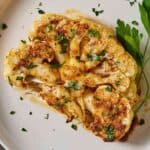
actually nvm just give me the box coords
[4,11,139,141]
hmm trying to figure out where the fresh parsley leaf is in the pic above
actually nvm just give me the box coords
[10,111,16,115]
[70,29,76,37]
[26,62,38,69]
[16,76,23,80]
[103,125,115,141]
[88,29,100,38]
[1,23,7,30]
[45,25,53,33]
[38,9,45,14]
[105,85,113,92]
[65,81,81,90]
[87,50,106,61]
[21,40,26,44]
[116,19,144,67]
[21,128,28,132]
[132,20,139,26]
[139,3,150,37]
[50,62,61,69]
[71,124,78,130]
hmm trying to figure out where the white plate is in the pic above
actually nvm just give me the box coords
[0,0,150,150]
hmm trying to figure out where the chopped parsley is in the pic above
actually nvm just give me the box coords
[16,76,23,80]
[44,113,49,119]
[87,50,106,61]
[103,125,115,141]
[70,29,76,37]
[132,20,139,26]
[26,62,38,69]
[29,112,32,115]
[21,40,26,44]
[38,9,45,14]
[20,96,23,101]
[59,38,69,54]
[55,97,70,107]
[1,23,8,30]
[50,62,62,69]
[54,34,69,54]
[115,80,120,86]
[105,85,113,92]
[45,25,53,33]
[92,4,104,16]
[39,2,42,6]
[126,0,137,6]
[10,111,16,115]
[71,124,78,130]
[21,128,28,132]
[138,118,145,125]
[8,76,13,86]
[65,80,81,90]
[88,29,100,38]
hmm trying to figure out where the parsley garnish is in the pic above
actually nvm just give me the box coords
[132,20,139,26]
[55,97,70,107]
[38,9,45,14]
[71,124,78,130]
[21,128,28,132]
[138,118,145,125]
[21,40,26,44]
[26,62,38,69]
[105,85,113,92]
[87,50,106,61]
[103,125,115,141]
[45,25,53,33]
[8,76,13,86]
[92,4,104,16]
[70,29,76,37]
[116,0,150,113]
[88,29,100,38]
[50,62,62,69]
[16,76,23,80]
[44,113,49,119]
[10,111,16,115]
[65,81,81,90]
[54,34,69,54]
[115,80,120,86]
[20,97,23,101]
[1,23,8,30]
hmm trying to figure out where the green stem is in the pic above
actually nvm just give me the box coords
[143,37,150,57]
[137,37,150,86]
[135,71,150,113]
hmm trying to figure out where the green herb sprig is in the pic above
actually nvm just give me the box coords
[116,0,150,113]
